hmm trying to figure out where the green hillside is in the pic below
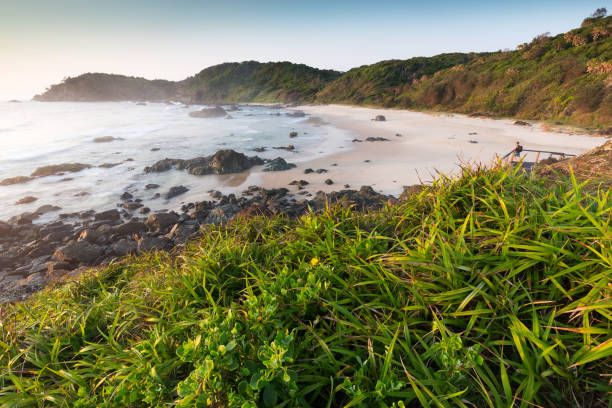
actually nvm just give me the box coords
[317,15,612,128]
[1,166,610,407]
[33,73,177,102]
[179,61,341,103]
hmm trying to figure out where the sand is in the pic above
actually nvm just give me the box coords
[258,105,608,196]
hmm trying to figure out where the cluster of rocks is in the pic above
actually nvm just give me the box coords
[0,184,396,303]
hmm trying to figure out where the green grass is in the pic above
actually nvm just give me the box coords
[0,166,610,407]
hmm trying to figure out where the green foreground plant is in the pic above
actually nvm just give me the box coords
[0,166,610,407]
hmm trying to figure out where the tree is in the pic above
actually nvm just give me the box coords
[591,7,607,18]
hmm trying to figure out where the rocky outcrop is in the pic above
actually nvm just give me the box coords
[188,106,227,118]
[144,149,264,176]
[30,163,92,178]
[263,157,297,172]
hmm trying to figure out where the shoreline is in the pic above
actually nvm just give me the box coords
[259,104,608,195]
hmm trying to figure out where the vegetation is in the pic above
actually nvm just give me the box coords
[180,61,341,103]
[317,15,612,129]
[1,165,610,407]
[33,73,177,102]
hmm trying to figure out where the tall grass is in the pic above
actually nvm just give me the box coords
[0,166,610,407]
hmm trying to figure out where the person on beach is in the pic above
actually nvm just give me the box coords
[511,141,523,163]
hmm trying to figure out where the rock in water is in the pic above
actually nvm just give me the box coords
[0,176,33,186]
[165,186,189,199]
[144,149,264,176]
[262,157,297,172]
[15,196,38,205]
[93,136,124,143]
[365,137,389,142]
[188,106,227,118]
[30,163,92,178]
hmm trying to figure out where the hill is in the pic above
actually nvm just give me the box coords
[33,73,177,102]
[32,14,612,129]
[317,15,612,129]
[178,61,341,103]
[0,164,610,407]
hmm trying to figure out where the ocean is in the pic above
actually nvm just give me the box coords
[0,101,352,222]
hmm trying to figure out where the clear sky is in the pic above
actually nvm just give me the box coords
[0,0,608,99]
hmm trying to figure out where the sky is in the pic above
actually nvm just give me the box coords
[0,0,608,99]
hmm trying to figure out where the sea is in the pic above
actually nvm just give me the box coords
[0,101,353,222]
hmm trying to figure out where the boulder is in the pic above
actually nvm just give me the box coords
[188,106,227,118]
[54,241,103,264]
[373,115,386,121]
[111,238,138,256]
[144,149,264,176]
[93,136,124,143]
[15,196,38,205]
[145,184,160,190]
[78,228,104,243]
[165,185,189,199]
[94,209,121,222]
[165,223,199,244]
[145,213,179,232]
[111,221,147,236]
[137,236,171,253]
[263,157,297,172]
[325,179,334,185]
[30,163,92,178]
[204,204,241,225]
[0,176,33,186]
[289,131,298,138]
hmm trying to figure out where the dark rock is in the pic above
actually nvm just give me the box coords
[94,209,121,222]
[151,147,160,151]
[325,179,334,185]
[289,180,309,187]
[111,238,138,256]
[373,115,386,121]
[30,163,92,178]
[165,185,189,199]
[365,137,389,142]
[139,207,151,214]
[0,176,33,186]
[120,202,144,210]
[15,196,38,205]
[514,121,531,126]
[188,106,227,118]
[352,139,363,143]
[78,228,103,243]
[34,205,62,215]
[137,236,171,253]
[286,111,306,118]
[111,221,147,236]
[54,241,103,264]
[98,162,122,168]
[315,169,328,174]
[144,149,264,176]
[145,184,159,190]
[74,191,89,197]
[145,213,179,232]
[468,140,478,144]
[273,145,296,151]
[304,168,314,174]
[120,192,134,200]
[254,147,266,152]
[93,136,124,143]
[165,223,198,244]
[289,131,298,138]
[204,204,241,225]
[263,157,297,172]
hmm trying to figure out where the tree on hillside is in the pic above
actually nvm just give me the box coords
[591,7,607,18]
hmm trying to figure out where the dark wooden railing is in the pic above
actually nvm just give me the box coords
[501,149,576,165]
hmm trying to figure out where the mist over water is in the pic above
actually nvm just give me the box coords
[0,101,353,222]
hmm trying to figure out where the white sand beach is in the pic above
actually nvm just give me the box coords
[260,105,608,196]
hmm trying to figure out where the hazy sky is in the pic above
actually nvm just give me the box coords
[0,0,608,99]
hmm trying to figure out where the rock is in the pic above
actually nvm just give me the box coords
[145,213,179,232]
[395,133,402,137]
[120,202,144,210]
[365,137,389,142]
[165,185,189,199]
[286,111,306,118]
[78,228,103,243]
[289,180,309,187]
[227,104,240,112]
[373,115,386,121]
[352,139,363,143]
[165,223,198,244]
[120,192,134,200]
[399,185,425,201]
[204,204,241,225]
[188,106,227,118]
[14,213,37,225]
[98,162,121,168]
[151,147,160,151]
[0,176,33,186]
[137,236,171,253]
[93,136,124,143]
[15,196,38,205]
[236,203,273,218]
[30,163,92,178]
[94,209,121,222]
[145,184,159,190]
[144,149,264,176]
[54,241,103,264]
[273,145,296,151]
[304,168,314,174]
[34,205,62,215]
[111,221,147,236]
[597,127,612,136]
[139,207,151,214]
[468,140,478,144]
[289,131,298,138]
[325,179,334,185]
[254,147,266,152]
[111,238,138,256]
[315,169,329,174]
[263,157,297,172]
[514,121,531,126]
[364,160,371,163]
